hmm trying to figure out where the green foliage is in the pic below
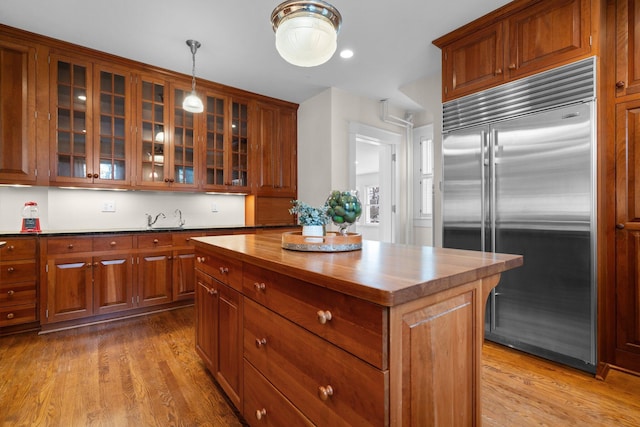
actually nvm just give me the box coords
[289,200,330,226]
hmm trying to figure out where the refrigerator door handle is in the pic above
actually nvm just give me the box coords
[491,129,498,253]
[481,130,487,252]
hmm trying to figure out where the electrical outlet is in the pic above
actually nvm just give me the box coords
[101,200,116,212]
[211,203,218,212]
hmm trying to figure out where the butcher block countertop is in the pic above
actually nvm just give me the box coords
[191,233,523,307]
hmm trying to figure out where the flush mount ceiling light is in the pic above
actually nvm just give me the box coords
[270,0,342,67]
[182,39,204,113]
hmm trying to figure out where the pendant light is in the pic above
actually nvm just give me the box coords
[182,39,204,113]
[270,0,342,67]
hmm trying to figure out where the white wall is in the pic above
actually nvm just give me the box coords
[298,79,444,246]
[0,186,245,233]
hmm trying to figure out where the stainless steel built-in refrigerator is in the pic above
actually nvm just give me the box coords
[442,58,597,372]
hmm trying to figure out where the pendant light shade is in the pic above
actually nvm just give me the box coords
[183,39,204,113]
[271,0,342,67]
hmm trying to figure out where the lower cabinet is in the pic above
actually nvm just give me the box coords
[41,232,199,326]
[195,269,243,408]
[0,237,38,330]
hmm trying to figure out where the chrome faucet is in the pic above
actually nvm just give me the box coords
[145,212,166,228]
[174,209,185,228]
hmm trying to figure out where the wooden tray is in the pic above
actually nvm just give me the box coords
[281,231,362,252]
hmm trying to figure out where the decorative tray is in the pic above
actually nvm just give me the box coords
[281,231,362,252]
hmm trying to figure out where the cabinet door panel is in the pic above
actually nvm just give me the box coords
[94,254,133,315]
[442,22,505,100]
[615,101,640,372]
[173,250,195,300]
[46,256,93,323]
[216,283,242,408]
[137,251,172,307]
[0,39,37,184]
[195,271,217,371]
[616,0,640,96]
[508,0,590,78]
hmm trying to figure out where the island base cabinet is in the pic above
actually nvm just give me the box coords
[243,298,388,427]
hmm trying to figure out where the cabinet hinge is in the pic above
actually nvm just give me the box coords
[589,35,592,46]
[392,205,396,213]
[35,168,37,177]
[392,153,396,162]
[45,308,49,318]
[47,55,51,64]
[34,52,37,61]
[45,264,48,273]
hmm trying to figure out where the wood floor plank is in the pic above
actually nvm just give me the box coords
[2,307,639,426]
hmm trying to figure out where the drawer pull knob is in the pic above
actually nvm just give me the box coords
[508,63,516,70]
[255,338,267,348]
[110,241,117,246]
[318,385,333,401]
[254,282,266,291]
[208,288,218,296]
[67,244,74,249]
[6,313,14,320]
[7,267,15,272]
[153,239,159,244]
[8,245,15,251]
[616,81,626,89]
[219,267,229,274]
[7,290,15,296]
[255,408,267,420]
[317,310,333,324]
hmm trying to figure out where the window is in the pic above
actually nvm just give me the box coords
[417,135,433,219]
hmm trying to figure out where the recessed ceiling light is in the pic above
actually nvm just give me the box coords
[340,49,354,59]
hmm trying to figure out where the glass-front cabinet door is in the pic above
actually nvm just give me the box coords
[172,86,197,188]
[50,55,93,184]
[201,93,250,192]
[50,55,132,187]
[136,75,169,188]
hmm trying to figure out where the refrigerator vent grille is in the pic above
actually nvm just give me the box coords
[443,57,595,132]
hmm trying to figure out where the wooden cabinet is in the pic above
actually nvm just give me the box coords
[172,232,202,301]
[434,0,592,101]
[136,233,173,307]
[192,235,520,426]
[195,258,243,409]
[0,237,38,329]
[0,37,38,185]
[48,54,133,187]
[254,102,297,197]
[614,99,640,372]
[615,0,640,97]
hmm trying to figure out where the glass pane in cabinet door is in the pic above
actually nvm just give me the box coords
[231,102,248,186]
[173,88,195,185]
[141,81,165,182]
[58,155,71,177]
[98,71,128,182]
[206,95,226,186]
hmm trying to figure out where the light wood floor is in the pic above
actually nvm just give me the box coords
[1,307,639,426]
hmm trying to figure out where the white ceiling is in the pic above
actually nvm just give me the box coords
[0,0,512,111]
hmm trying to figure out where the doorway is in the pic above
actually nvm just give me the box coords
[348,122,401,243]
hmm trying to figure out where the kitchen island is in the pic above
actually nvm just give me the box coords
[192,233,523,426]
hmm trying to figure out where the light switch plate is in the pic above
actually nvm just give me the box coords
[101,200,116,212]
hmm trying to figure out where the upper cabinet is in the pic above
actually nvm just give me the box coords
[49,53,133,187]
[0,37,38,184]
[616,0,640,97]
[434,0,592,101]
[254,101,297,197]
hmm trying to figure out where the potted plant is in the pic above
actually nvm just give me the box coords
[289,200,330,238]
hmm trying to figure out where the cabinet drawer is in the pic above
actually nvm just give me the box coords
[0,303,36,327]
[137,233,173,249]
[93,235,133,252]
[244,299,388,427]
[0,237,36,260]
[243,263,387,369]
[0,260,37,284]
[196,251,242,291]
[47,237,93,254]
[172,232,204,247]
[0,281,36,306]
[243,359,313,427]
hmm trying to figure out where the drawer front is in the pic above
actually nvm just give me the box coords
[47,237,93,254]
[93,235,133,252]
[0,237,36,260]
[172,232,205,247]
[244,298,388,427]
[0,260,37,284]
[243,359,314,427]
[137,233,173,249]
[243,263,387,369]
[0,282,36,306]
[0,303,36,327]
[195,250,242,291]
